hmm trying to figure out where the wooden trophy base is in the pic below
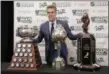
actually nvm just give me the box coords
[73,34,100,71]
[8,42,42,70]
[73,63,101,71]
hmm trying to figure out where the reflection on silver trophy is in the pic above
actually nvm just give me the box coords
[52,24,67,70]
[8,25,42,70]
[73,13,101,71]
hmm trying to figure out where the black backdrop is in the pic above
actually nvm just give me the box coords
[1,1,13,62]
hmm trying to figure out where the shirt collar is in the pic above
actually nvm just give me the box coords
[49,20,56,25]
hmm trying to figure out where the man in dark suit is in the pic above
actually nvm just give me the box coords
[33,5,78,66]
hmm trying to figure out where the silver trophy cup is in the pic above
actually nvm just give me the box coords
[52,24,67,70]
[8,25,42,70]
[16,25,39,42]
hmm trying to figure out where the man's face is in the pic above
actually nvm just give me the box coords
[47,8,56,22]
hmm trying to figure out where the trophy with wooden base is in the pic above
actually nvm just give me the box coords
[52,25,67,70]
[8,25,42,70]
[73,13,101,71]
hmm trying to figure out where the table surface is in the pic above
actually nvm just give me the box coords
[1,62,108,74]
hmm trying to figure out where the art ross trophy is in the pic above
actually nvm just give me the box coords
[8,25,42,70]
[52,24,67,70]
[73,13,101,71]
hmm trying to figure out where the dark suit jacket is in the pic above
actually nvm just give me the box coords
[34,20,78,64]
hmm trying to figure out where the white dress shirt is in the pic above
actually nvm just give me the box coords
[49,20,57,33]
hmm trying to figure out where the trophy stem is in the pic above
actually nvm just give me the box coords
[52,41,65,70]
[57,41,61,57]
[21,37,33,43]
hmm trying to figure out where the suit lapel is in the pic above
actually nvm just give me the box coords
[56,20,61,27]
[46,21,50,40]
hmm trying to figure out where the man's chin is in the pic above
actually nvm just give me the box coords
[49,19,54,22]
[49,19,55,22]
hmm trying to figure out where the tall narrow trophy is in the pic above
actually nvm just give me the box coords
[52,25,67,70]
[8,25,42,70]
[73,13,100,71]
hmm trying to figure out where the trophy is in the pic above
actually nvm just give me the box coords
[73,13,101,71]
[52,24,67,70]
[8,25,42,70]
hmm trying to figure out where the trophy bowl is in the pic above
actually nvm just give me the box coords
[17,25,39,38]
[52,25,67,42]
[16,25,39,42]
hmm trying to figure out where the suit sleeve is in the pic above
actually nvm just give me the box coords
[63,21,79,40]
[33,24,44,43]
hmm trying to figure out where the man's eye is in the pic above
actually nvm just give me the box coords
[47,12,54,13]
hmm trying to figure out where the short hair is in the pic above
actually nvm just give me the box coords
[47,5,57,12]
